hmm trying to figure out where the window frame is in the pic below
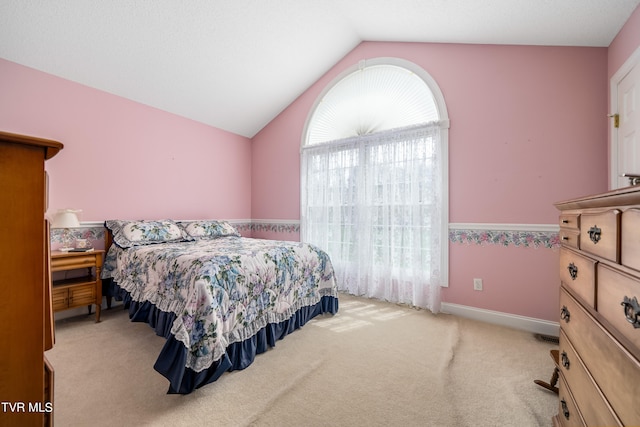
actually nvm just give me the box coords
[301,57,450,286]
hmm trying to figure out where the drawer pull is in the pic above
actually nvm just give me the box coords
[621,296,640,329]
[561,351,570,369]
[588,225,601,244]
[562,219,569,224]
[567,263,578,280]
[560,306,570,323]
[560,399,570,420]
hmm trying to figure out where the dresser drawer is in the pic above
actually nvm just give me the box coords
[580,210,620,262]
[597,264,640,354]
[51,253,99,271]
[559,248,596,308]
[559,229,580,249]
[621,208,640,271]
[559,214,580,249]
[558,330,622,427]
[560,288,640,425]
[557,374,585,427]
[559,213,580,229]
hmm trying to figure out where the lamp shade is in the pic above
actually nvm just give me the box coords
[51,209,81,228]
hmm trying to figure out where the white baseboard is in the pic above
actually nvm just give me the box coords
[441,302,559,338]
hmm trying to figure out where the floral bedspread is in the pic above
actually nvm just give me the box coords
[103,237,338,372]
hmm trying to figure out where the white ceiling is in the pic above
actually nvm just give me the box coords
[1,0,639,138]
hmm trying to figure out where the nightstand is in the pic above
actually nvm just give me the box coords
[50,250,104,322]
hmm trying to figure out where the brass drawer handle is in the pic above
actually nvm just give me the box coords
[621,296,640,329]
[561,399,570,420]
[588,226,601,244]
[567,263,578,280]
[560,306,571,323]
[561,351,570,369]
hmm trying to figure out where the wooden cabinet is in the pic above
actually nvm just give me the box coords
[555,187,640,426]
[0,131,63,426]
[51,250,104,322]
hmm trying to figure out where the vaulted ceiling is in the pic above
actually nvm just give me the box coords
[1,1,638,137]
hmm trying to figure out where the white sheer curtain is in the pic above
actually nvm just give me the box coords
[301,122,443,313]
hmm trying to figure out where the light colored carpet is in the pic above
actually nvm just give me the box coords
[45,293,558,426]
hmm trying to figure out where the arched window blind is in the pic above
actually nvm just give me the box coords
[301,59,448,313]
[306,63,439,145]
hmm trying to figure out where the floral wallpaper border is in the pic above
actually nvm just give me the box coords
[49,221,298,248]
[50,226,106,248]
[250,221,300,234]
[449,226,560,249]
[50,222,559,249]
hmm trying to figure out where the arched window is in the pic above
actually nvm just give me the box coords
[301,58,449,313]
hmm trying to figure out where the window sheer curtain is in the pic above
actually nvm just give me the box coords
[301,122,443,313]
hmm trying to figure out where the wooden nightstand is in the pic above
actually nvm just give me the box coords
[50,250,104,322]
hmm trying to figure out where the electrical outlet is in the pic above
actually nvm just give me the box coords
[473,278,483,291]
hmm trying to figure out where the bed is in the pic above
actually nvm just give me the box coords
[101,219,339,394]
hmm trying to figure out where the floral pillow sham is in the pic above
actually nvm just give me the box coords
[105,219,187,248]
[180,220,240,240]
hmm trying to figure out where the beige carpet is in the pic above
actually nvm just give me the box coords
[45,293,558,426]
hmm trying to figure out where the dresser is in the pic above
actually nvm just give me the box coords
[0,131,63,426]
[555,187,640,426]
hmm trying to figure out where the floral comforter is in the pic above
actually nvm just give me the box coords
[103,237,338,372]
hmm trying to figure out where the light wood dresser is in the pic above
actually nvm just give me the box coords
[555,187,640,426]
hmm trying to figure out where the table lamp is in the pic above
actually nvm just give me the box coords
[51,208,81,251]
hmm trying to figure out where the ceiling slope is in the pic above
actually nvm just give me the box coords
[1,0,638,137]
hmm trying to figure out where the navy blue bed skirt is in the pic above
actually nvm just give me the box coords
[105,280,339,394]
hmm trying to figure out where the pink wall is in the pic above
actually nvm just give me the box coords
[5,9,640,322]
[449,244,560,321]
[608,4,640,78]
[252,230,300,242]
[252,42,609,321]
[607,4,640,179]
[253,43,609,222]
[0,58,252,222]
